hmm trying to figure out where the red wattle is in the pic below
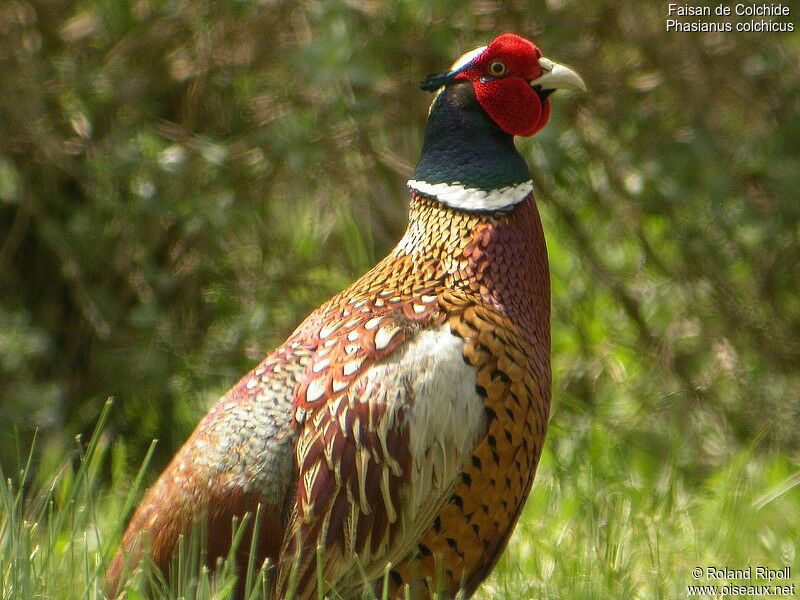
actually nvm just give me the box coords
[474,78,550,137]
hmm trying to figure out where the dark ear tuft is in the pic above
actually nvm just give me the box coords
[420,71,454,92]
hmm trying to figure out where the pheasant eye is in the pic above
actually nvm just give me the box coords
[488,60,507,77]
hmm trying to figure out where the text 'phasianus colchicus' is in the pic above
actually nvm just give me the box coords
[107,32,585,599]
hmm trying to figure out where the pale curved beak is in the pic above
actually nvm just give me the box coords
[531,57,586,92]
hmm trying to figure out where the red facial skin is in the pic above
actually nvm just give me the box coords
[455,33,551,137]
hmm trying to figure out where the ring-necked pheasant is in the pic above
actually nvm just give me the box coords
[107,32,584,599]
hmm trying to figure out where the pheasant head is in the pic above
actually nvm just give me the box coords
[410,33,585,211]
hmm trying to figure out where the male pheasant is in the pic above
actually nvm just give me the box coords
[107,32,584,599]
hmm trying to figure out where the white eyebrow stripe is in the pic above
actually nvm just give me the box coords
[449,45,487,73]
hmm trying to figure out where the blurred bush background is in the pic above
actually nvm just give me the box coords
[0,0,798,486]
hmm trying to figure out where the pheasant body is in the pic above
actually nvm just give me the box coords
[108,32,584,599]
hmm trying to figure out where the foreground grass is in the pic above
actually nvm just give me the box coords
[1,402,798,599]
[481,438,799,599]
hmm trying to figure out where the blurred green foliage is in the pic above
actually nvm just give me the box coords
[0,0,798,481]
